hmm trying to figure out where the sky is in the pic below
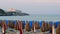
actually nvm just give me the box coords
[0,0,60,15]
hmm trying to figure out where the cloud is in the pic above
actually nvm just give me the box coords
[0,0,60,14]
[0,0,60,4]
[15,0,60,3]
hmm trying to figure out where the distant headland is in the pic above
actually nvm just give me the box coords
[0,8,29,16]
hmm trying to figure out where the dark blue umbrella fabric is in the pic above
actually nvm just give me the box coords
[55,21,59,28]
[13,20,17,25]
[22,21,26,25]
[39,21,42,28]
[49,21,54,26]
[6,20,9,25]
[29,21,33,28]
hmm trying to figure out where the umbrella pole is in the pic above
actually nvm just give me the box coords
[52,25,54,34]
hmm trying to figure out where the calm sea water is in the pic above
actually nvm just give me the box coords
[0,14,60,21]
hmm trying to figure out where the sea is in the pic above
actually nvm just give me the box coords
[0,14,60,22]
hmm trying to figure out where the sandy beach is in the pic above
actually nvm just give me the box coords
[0,27,51,34]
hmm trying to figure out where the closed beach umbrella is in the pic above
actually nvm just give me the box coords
[5,20,9,25]
[2,21,7,34]
[25,21,31,31]
[41,21,45,32]
[34,24,36,33]
[49,21,54,26]
[55,21,59,28]
[22,21,26,25]
[13,20,17,25]
[49,21,53,34]
[13,20,17,29]
[39,21,42,28]
[56,23,60,34]
[22,21,26,29]
[18,21,23,34]
[0,20,2,26]
[29,21,33,29]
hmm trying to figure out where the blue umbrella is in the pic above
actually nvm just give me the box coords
[49,21,54,26]
[29,21,33,28]
[39,21,42,28]
[22,21,26,29]
[6,20,9,25]
[13,20,17,25]
[22,21,26,25]
[55,21,59,28]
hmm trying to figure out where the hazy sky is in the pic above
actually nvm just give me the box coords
[0,0,60,15]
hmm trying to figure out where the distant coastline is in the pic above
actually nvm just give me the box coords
[0,8,29,16]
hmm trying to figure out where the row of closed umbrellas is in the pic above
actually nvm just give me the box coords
[0,20,60,34]
[0,20,60,28]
